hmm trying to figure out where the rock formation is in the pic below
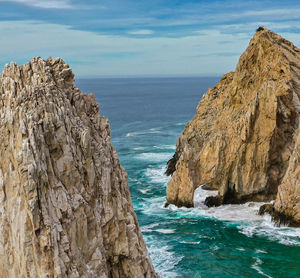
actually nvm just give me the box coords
[273,129,300,226]
[0,57,157,277]
[166,27,300,225]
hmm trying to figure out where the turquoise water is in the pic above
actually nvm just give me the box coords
[76,77,300,278]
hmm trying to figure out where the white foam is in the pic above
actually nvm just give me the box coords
[135,152,172,162]
[193,185,218,208]
[132,147,146,150]
[154,229,175,234]
[251,257,273,278]
[179,240,201,245]
[192,186,264,222]
[149,128,162,133]
[139,186,300,249]
[153,144,176,150]
[145,238,183,278]
[126,132,135,137]
[139,188,152,194]
[141,222,160,233]
[144,165,171,184]
[193,186,300,246]
[238,216,300,246]
[255,249,267,254]
[142,221,182,277]
[126,129,161,137]
[140,196,167,215]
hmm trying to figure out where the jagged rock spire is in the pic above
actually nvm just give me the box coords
[0,57,157,277]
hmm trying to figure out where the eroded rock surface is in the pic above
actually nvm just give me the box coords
[166,27,300,225]
[0,57,157,277]
[273,129,300,226]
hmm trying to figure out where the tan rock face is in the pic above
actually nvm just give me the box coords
[274,129,300,225]
[0,57,157,277]
[166,27,300,224]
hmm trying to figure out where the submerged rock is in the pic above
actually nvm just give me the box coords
[0,57,157,277]
[166,27,300,225]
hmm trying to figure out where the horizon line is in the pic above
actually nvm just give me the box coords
[75,74,221,79]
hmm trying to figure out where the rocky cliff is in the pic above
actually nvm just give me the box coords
[0,57,157,277]
[166,27,300,225]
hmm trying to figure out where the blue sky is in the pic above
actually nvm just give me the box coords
[0,0,300,77]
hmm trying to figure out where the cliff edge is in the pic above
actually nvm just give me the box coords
[166,27,300,225]
[0,57,157,277]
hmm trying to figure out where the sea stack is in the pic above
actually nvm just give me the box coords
[0,57,157,277]
[166,27,300,226]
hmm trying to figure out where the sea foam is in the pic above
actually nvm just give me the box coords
[144,165,171,184]
[135,152,172,162]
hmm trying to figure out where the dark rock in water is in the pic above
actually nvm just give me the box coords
[259,204,300,228]
[259,204,275,215]
[165,151,179,176]
[204,196,222,207]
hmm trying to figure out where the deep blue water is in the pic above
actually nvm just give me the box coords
[76,77,300,278]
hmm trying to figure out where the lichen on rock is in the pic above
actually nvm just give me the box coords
[0,57,157,277]
[166,27,300,226]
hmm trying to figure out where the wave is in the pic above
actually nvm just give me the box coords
[154,229,175,234]
[141,222,161,233]
[126,128,162,137]
[194,186,300,246]
[192,186,265,222]
[132,146,146,150]
[139,188,152,195]
[153,144,176,150]
[126,132,138,137]
[141,223,181,277]
[145,238,183,278]
[238,216,300,246]
[135,152,172,163]
[144,165,171,184]
[251,257,273,278]
[138,186,300,247]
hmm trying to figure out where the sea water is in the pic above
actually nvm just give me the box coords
[76,77,300,278]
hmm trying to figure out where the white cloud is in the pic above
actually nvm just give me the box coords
[0,21,299,77]
[244,8,300,17]
[127,29,154,35]
[1,0,73,9]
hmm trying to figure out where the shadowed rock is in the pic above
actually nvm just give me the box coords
[165,151,179,176]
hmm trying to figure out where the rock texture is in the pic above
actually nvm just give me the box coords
[166,27,300,225]
[273,129,300,225]
[0,57,157,277]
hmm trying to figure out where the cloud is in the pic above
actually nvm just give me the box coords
[1,1,300,39]
[244,8,300,17]
[127,30,154,35]
[1,0,73,9]
[0,20,299,77]
[0,21,249,77]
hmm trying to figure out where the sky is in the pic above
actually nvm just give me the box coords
[0,0,300,77]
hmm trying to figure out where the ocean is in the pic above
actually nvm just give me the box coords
[76,77,300,278]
